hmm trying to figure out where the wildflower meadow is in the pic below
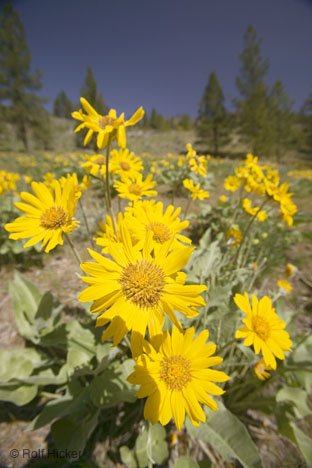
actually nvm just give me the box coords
[0,95,311,468]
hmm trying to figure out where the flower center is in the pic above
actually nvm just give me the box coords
[120,161,130,171]
[98,115,115,129]
[160,355,192,390]
[253,316,270,341]
[147,222,172,243]
[129,183,142,196]
[94,156,106,166]
[120,260,165,308]
[40,206,67,230]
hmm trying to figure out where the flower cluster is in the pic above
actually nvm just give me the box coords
[224,153,297,226]
[0,170,20,195]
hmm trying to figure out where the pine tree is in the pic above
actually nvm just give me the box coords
[235,25,273,155]
[80,66,107,115]
[53,90,73,119]
[269,81,294,160]
[0,3,49,150]
[197,72,228,154]
[300,94,312,156]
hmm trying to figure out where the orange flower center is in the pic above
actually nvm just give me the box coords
[40,206,67,230]
[129,183,142,196]
[120,161,130,171]
[160,355,192,390]
[98,115,116,129]
[147,222,172,243]
[253,316,270,341]
[120,260,165,308]
[94,156,106,166]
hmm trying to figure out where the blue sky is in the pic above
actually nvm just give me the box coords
[10,0,312,116]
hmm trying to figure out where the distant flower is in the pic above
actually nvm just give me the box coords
[234,292,292,369]
[72,97,144,149]
[80,154,109,178]
[253,359,272,381]
[285,263,297,278]
[219,194,228,203]
[110,148,143,179]
[224,175,241,192]
[242,198,267,221]
[226,226,243,247]
[114,173,157,202]
[186,143,208,177]
[128,326,230,430]
[277,279,293,294]
[183,178,209,200]
[5,179,78,253]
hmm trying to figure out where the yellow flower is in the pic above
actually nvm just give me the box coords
[253,359,272,381]
[234,293,293,369]
[59,173,90,199]
[79,224,207,356]
[114,174,157,201]
[128,326,230,430]
[80,154,109,178]
[5,179,79,253]
[43,172,56,187]
[277,279,293,294]
[186,143,208,177]
[72,97,144,149]
[219,195,228,203]
[226,226,243,247]
[124,200,191,251]
[95,212,124,253]
[183,179,209,200]
[285,263,297,278]
[224,176,241,192]
[110,148,143,179]
[242,198,267,221]
[0,170,20,195]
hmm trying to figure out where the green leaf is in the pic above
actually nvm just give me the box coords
[9,272,42,342]
[186,409,262,468]
[120,446,138,468]
[21,365,68,386]
[276,386,311,418]
[89,363,135,408]
[0,348,42,382]
[290,423,312,466]
[51,409,99,455]
[173,457,200,468]
[27,397,79,431]
[135,424,169,468]
[0,383,38,405]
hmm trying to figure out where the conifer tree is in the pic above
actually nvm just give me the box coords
[53,90,73,119]
[0,3,49,150]
[269,80,294,160]
[80,66,107,115]
[235,25,273,155]
[300,94,312,156]
[197,72,228,154]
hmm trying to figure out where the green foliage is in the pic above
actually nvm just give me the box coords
[186,407,262,467]
[53,90,74,119]
[0,3,51,150]
[120,424,169,467]
[197,71,229,154]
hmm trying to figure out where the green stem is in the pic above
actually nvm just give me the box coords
[184,197,193,219]
[234,197,269,267]
[104,136,117,235]
[64,233,82,266]
[78,198,95,248]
